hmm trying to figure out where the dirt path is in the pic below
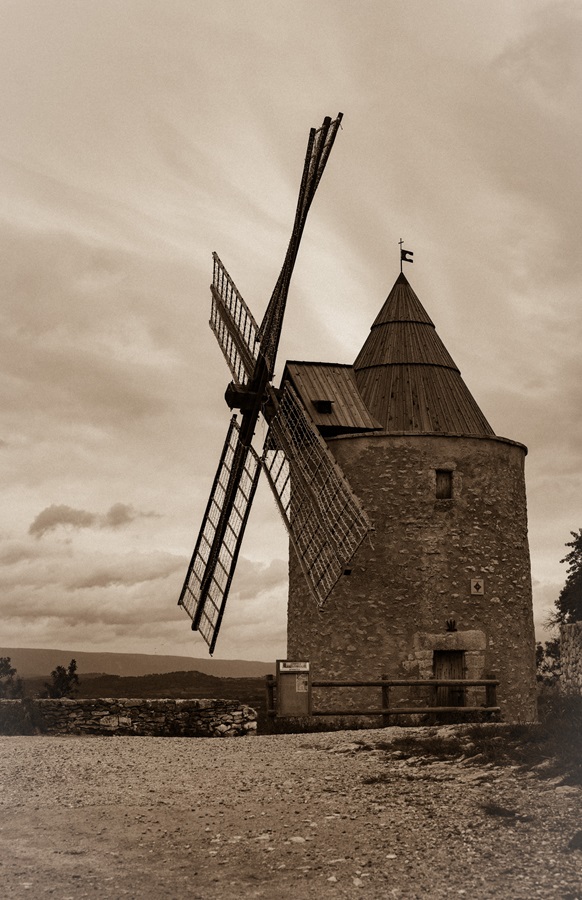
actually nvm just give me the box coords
[1,729,581,899]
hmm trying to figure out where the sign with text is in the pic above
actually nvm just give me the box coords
[279,661,310,673]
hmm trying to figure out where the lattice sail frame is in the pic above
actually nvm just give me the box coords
[258,114,343,377]
[178,417,261,654]
[209,253,260,386]
[262,383,373,607]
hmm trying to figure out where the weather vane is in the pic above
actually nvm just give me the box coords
[399,238,413,273]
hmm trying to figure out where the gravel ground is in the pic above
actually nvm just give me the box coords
[0,728,581,899]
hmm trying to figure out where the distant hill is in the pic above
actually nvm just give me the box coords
[0,648,276,679]
[22,669,267,706]
[75,670,266,701]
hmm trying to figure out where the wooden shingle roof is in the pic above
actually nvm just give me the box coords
[283,362,382,436]
[353,273,494,435]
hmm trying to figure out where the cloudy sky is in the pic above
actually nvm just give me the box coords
[1,0,580,661]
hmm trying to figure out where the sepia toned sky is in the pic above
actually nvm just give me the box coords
[1,0,581,661]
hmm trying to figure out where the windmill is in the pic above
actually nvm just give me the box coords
[178,113,373,654]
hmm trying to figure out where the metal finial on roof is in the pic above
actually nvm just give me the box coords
[399,238,414,273]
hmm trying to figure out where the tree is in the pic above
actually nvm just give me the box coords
[536,529,582,685]
[43,659,79,698]
[0,657,23,698]
[549,529,582,627]
[536,638,561,686]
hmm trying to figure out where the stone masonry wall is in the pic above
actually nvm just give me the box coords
[560,623,582,695]
[287,432,537,723]
[0,698,258,737]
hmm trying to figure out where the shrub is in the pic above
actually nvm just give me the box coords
[0,657,24,699]
[42,659,79,698]
[0,699,43,735]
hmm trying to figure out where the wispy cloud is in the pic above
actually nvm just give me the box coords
[28,505,97,539]
[29,503,157,539]
[67,552,183,591]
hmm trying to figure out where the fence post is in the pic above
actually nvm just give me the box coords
[381,674,390,728]
[485,675,497,710]
[265,674,275,719]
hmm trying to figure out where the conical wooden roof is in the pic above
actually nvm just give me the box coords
[353,273,494,435]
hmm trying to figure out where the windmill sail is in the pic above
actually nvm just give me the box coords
[178,417,261,654]
[259,113,343,376]
[262,383,372,607]
[209,253,260,386]
[179,113,344,653]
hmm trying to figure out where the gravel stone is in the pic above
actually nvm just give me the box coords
[0,729,580,898]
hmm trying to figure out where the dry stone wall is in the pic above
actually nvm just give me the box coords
[560,623,582,695]
[0,698,258,737]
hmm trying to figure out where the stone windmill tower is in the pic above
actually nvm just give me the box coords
[285,269,537,723]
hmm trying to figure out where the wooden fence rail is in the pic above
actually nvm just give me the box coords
[266,675,499,724]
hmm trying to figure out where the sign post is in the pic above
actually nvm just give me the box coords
[276,660,311,716]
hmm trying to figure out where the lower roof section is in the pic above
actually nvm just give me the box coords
[283,361,382,436]
[355,363,495,435]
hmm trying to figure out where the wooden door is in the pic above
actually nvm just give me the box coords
[434,650,466,707]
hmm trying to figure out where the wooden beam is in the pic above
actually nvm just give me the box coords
[311,706,501,716]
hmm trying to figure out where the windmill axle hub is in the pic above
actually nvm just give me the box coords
[224,382,262,413]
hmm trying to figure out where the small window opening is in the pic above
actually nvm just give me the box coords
[313,399,333,414]
[435,469,453,499]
